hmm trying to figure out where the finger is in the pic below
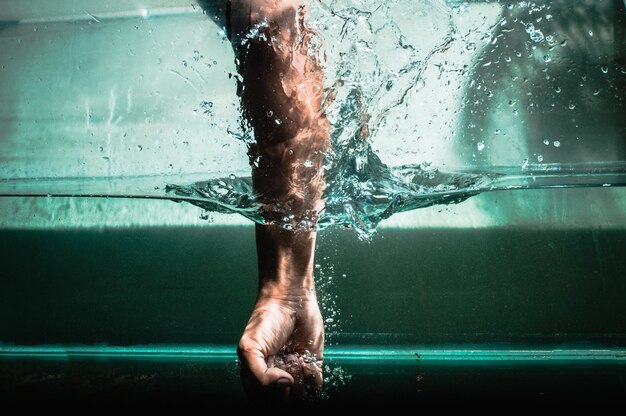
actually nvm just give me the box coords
[302,359,324,390]
[238,344,295,387]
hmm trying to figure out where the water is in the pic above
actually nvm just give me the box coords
[0,0,625,402]
[1,0,625,237]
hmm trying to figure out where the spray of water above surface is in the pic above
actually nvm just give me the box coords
[164,0,626,238]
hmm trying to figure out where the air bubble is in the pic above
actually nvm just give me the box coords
[266,110,273,118]
[601,65,608,74]
[530,30,544,43]
[200,101,214,115]
[537,154,544,162]
[136,145,143,151]
[553,141,561,147]
[476,142,485,151]
[304,160,314,168]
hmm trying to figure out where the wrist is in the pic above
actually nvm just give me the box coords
[255,223,317,296]
[258,279,316,302]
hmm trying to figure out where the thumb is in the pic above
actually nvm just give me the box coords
[238,342,295,387]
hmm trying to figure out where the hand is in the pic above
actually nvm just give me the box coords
[238,287,324,401]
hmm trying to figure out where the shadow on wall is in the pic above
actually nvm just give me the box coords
[457,0,626,167]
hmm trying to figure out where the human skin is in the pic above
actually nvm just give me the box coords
[227,0,330,399]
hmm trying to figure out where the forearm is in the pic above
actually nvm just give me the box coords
[230,0,329,298]
[232,0,330,228]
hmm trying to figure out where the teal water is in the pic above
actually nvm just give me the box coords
[0,0,625,404]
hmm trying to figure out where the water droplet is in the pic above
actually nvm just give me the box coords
[193,50,200,61]
[140,9,150,17]
[555,86,561,93]
[495,129,500,135]
[266,110,273,118]
[543,139,550,145]
[537,154,544,162]
[182,60,188,67]
[156,58,162,65]
[568,102,575,110]
[477,142,485,151]
[200,101,213,115]
[543,54,551,63]
[229,174,236,180]
[416,78,426,90]
[466,42,476,51]
[601,65,609,74]
[593,89,601,96]
[588,30,593,37]
[553,141,561,147]
[136,145,143,151]
[522,158,529,169]
[304,160,314,168]
[274,118,282,125]
[325,318,334,324]
[98,146,104,152]
[530,30,544,43]
[504,56,511,63]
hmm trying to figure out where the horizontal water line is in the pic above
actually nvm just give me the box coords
[1,344,625,363]
[1,162,625,199]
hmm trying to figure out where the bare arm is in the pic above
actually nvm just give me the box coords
[228,0,330,398]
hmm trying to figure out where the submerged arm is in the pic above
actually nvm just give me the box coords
[228,0,330,398]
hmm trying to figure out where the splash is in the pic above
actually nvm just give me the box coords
[166,0,626,237]
[165,161,492,238]
[166,0,487,237]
